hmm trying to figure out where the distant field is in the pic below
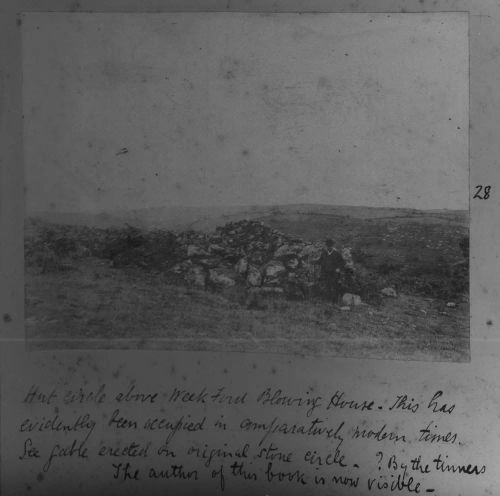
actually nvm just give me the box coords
[25,205,469,361]
[29,203,468,231]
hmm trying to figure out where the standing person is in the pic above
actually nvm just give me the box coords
[318,238,345,304]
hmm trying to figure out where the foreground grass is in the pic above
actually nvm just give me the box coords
[25,258,469,362]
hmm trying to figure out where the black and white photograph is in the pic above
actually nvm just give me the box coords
[23,12,469,361]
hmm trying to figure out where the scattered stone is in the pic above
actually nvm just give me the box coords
[274,243,302,258]
[247,266,262,287]
[209,267,236,287]
[170,261,190,274]
[342,293,362,306]
[235,257,248,274]
[209,244,226,254]
[299,244,320,259]
[264,261,286,278]
[381,287,397,297]
[274,244,292,258]
[187,245,208,257]
[197,257,222,269]
[284,256,299,269]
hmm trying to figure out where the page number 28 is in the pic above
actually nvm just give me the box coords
[473,185,492,200]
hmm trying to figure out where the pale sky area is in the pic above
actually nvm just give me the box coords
[23,12,468,213]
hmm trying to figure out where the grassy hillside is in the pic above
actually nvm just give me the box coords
[24,205,469,361]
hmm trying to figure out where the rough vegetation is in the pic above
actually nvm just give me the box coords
[24,210,469,361]
[25,215,469,304]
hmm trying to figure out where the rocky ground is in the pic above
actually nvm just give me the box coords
[24,212,469,361]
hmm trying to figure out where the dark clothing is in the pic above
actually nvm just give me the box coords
[318,248,345,303]
[343,267,356,292]
[319,248,345,275]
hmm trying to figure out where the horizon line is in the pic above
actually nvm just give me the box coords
[26,202,469,215]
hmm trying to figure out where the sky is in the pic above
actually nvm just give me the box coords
[23,12,468,213]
